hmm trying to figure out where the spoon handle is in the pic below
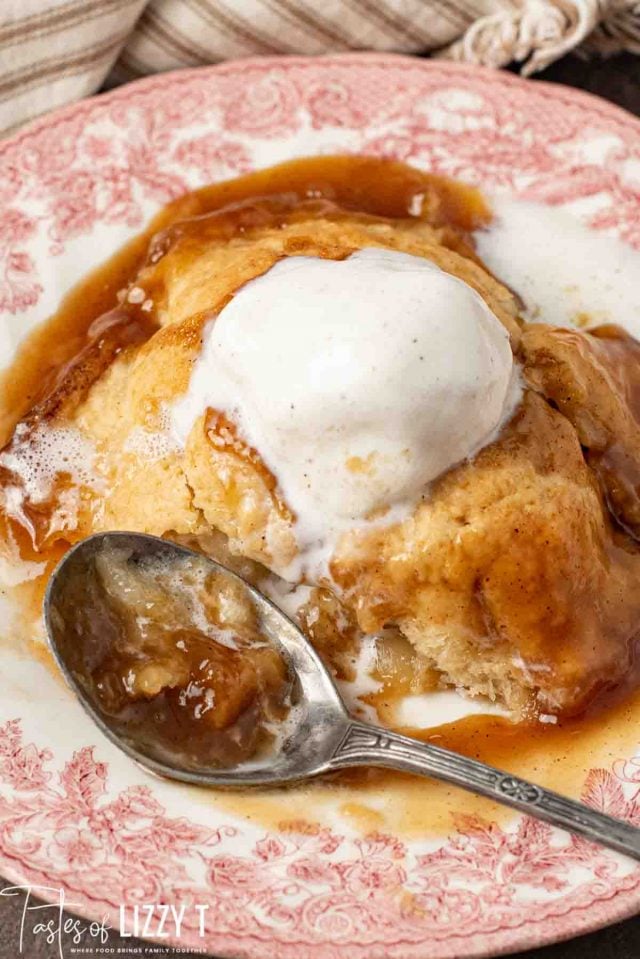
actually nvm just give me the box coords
[329,721,640,861]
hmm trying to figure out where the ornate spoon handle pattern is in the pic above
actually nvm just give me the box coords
[330,721,640,861]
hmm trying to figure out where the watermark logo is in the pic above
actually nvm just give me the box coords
[0,885,210,957]
[1,885,109,959]
[120,904,209,940]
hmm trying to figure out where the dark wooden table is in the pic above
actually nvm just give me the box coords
[1,51,639,959]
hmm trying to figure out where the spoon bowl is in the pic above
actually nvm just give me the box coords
[44,531,350,787]
[45,531,640,860]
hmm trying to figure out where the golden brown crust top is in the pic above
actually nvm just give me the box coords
[522,324,640,539]
[5,199,640,720]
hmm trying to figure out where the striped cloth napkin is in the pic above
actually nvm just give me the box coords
[2,0,639,136]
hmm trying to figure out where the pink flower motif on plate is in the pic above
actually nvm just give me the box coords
[48,826,102,869]
[2,56,640,959]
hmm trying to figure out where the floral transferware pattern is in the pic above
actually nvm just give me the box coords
[0,718,639,957]
[1,55,640,958]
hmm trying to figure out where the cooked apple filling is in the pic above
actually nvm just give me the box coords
[50,542,293,769]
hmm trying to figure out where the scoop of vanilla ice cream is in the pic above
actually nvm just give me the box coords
[172,248,520,576]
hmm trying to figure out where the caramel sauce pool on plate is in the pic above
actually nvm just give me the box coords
[2,155,640,837]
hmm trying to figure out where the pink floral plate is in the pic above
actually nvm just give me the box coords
[1,54,640,958]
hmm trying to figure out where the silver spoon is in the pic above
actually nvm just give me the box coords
[44,531,640,861]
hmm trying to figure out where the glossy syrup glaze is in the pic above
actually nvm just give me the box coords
[2,155,640,837]
[48,542,294,771]
[0,154,492,626]
[0,156,489,450]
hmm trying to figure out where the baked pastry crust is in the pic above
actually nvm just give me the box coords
[4,197,640,721]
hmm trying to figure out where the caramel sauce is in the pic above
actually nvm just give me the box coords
[0,254,156,448]
[587,326,640,537]
[0,155,489,444]
[2,155,640,839]
[206,410,294,523]
[0,154,491,618]
[156,153,491,232]
[202,685,640,839]
[47,542,294,770]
